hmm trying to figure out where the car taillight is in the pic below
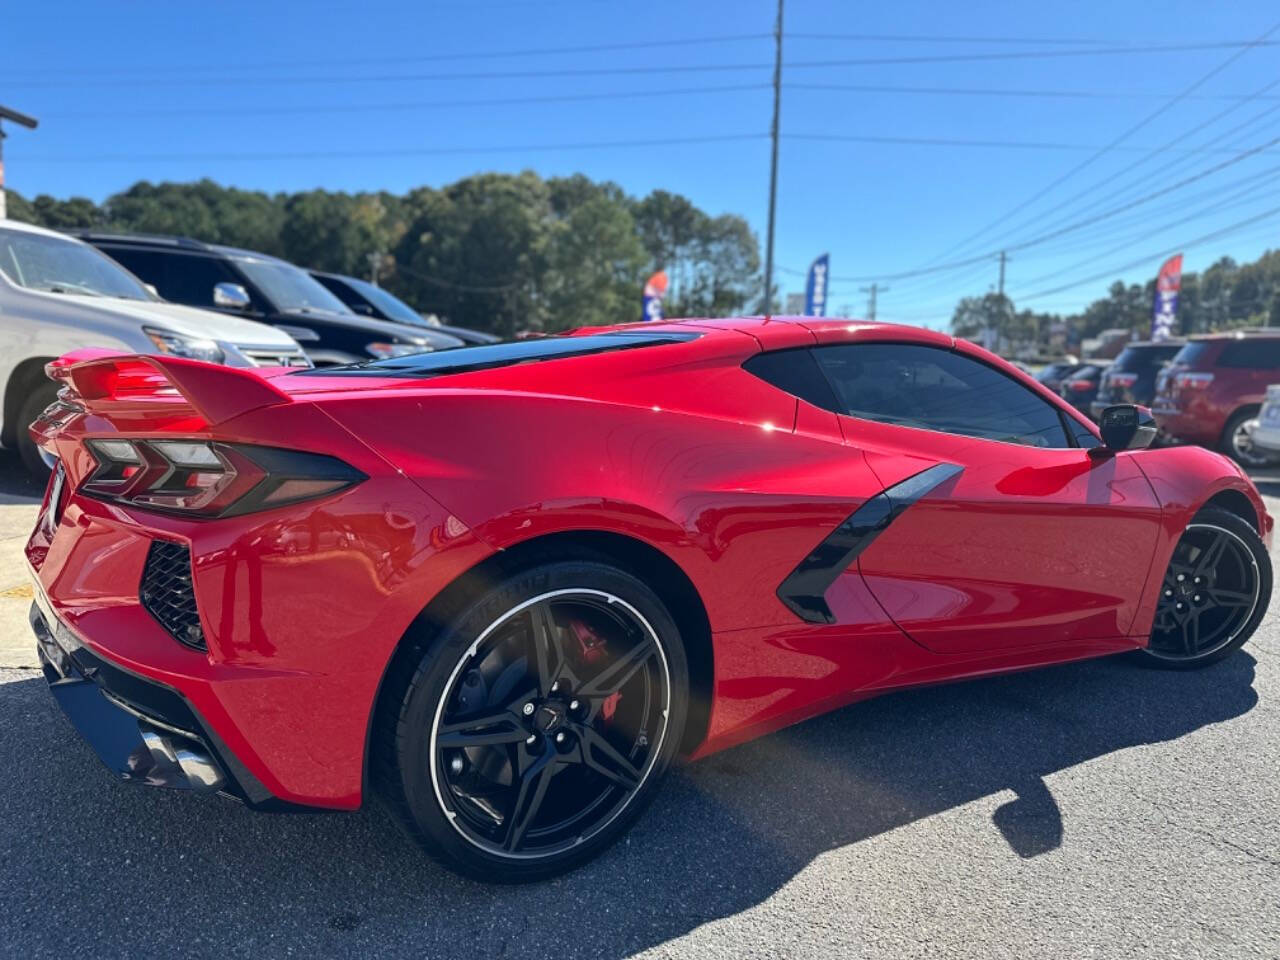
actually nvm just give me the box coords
[82,439,365,517]
[1173,372,1214,390]
[1109,373,1138,388]
[1066,379,1093,392]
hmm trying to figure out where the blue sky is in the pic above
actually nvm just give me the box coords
[4,0,1280,326]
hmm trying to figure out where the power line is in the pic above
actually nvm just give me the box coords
[779,40,1280,70]
[913,20,1280,268]
[801,133,1280,284]
[786,32,1118,45]
[41,84,770,121]
[1016,203,1280,302]
[10,40,1280,89]
[788,81,1280,103]
[19,132,767,164]
[784,133,1280,154]
[956,72,1280,261]
[0,33,772,79]
[38,128,1280,165]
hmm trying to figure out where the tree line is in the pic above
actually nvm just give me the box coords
[7,175,762,337]
[950,250,1280,356]
[10,176,1277,347]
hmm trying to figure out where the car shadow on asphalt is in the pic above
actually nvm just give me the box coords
[0,452,44,506]
[0,651,1258,958]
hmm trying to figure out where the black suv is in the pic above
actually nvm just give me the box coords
[77,233,460,366]
[311,271,499,345]
[1089,340,1184,419]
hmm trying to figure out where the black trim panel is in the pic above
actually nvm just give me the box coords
[777,463,964,624]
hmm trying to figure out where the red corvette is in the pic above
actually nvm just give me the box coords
[26,317,1273,881]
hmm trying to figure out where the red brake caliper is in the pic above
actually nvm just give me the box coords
[567,619,621,722]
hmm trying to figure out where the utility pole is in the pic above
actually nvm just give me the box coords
[989,250,1010,351]
[997,250,1008,297]
[860,283,887,321]
[761,0,783,312]
[367,251,385,287]
[0,105,39,220]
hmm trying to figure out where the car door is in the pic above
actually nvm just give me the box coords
[813,341,1163,654]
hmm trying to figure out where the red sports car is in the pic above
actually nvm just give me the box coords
[26,317,1273,882]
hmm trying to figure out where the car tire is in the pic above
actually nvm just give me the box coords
[374,559,689,882]
[1135,506,1271,670]
[1221,408,1278,468]
[16,380,59,481]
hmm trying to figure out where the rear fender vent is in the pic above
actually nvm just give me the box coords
[140,540,205,651]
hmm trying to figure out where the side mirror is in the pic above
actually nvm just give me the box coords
[1098,404,1157,452]
[213,282,252,311]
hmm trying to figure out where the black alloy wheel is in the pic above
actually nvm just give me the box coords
[376,561,688,882]
[1143,507,1271,668]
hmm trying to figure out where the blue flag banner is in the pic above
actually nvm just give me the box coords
[1150,254,1183,341]
[804,254,829,316]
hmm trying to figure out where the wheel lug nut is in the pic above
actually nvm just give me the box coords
[550,681,560,693]
[522,702,535,716]
[525,734,537,746]
[569,699,580,711]
[1176,574,1186,582]
[1176,602,1184,610]
[449,755,464,775]
[1164,589,1173,597]
[555,732,566,744]
[1193,595,1201,602]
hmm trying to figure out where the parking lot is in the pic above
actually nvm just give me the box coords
[1,455,1277,960]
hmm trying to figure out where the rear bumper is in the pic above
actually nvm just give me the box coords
[1246,419,1280,453]
[29,582,282,805]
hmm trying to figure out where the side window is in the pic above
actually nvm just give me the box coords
[100,247,166,289]
[1219,339,1280,369]
[743,348,841,411]
[155,254,239,309]
[813,343,1072,448]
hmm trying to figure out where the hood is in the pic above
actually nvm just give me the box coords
[276,307,444,345]
[58,294,300,348]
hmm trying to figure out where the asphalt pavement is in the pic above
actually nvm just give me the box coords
[1,454,1277,959]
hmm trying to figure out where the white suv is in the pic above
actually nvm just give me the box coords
[0,219,309,477]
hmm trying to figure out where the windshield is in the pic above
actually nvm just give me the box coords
[343,275,425,326]
[0,229,152,300]
[236,258,353,314]
[1170,342,1215,368]
[1112,345,1182,372]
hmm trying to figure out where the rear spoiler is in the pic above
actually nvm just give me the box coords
[47,350,291,427]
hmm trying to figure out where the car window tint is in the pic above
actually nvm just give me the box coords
[742,348,841,411]
[1219,338,1280,369]
[813,343,1071,448]
[158,255,239,308]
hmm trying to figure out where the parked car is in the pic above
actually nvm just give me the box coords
[76,233,450,366]
[1089,340,1184,420]
[1152,331,1280,466]
[1035,360,1086,393]
[308,271,497,346]
[27,318,1272,882]
[1245,384,1280,455]
[423,320,501,345]
[0,219,308,477]
[1060,363,1109,416]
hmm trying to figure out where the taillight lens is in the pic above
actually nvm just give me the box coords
[1109,373,1138,388]
[83,439,365,517]
[1066,379,1094,392]
[1173,372,1215,390]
